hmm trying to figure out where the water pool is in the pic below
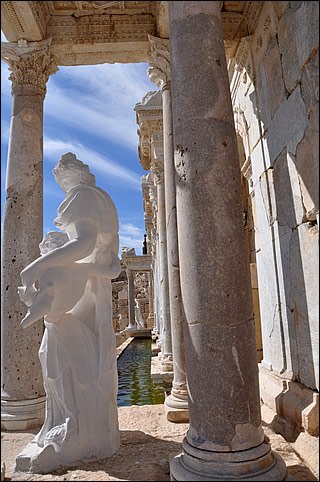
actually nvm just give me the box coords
[117,338,165,406]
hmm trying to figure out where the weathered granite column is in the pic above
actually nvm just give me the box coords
[127,268,136,329]
[168,2,287,480]
[148,35,188,422]
[1,39,58,430]
[151,134,173,372]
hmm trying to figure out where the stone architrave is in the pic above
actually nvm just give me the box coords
[15,152,121,473]
[150,132,173,373]
[168,2,287,480]
[148,35,188,422]
[1,38,58,431]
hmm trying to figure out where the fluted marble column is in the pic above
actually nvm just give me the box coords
[127,268,136,329]
[1,39,58,430]
[168,2,287,480]
[148,35,188,422]
[150,134,173,372]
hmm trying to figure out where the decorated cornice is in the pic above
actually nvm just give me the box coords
[1,38,58,92]
[147,34,170,88]
[135,90,163,172]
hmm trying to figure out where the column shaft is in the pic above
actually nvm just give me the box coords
[127,269,135,329]
[1,84,47,429]
[168,1,286,480]
[162,83,188,421]
[156,178,172,362]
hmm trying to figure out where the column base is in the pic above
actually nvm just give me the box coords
[170,435,287,481]
[1,396,46,431]
[160,353,174,372]
[165,393,189,423]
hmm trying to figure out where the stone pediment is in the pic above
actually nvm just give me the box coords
[1,1,264,65]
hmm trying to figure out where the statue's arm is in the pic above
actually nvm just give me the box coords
[20,219,98,288]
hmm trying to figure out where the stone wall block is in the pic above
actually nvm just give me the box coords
[273,149,305,228]
[265,85,308,164]
[264,38,286,116]
[250,62,271,138]
[278,8,301,93]
[294,1,319,71]
[294,102,319,220]
[290,223,319,390]
[118,289,128,300]
[301,49,319,114]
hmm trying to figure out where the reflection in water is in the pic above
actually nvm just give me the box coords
[117,338,165,406]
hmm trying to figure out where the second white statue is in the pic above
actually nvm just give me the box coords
[16,152,121,473]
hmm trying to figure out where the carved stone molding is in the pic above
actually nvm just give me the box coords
[234,107,251,160]
[241,156,252,181]
[242,1,264,35]
[1,38,58,92]
[147,34,170,88]
[228,35,253,82]
[134,90,163,172]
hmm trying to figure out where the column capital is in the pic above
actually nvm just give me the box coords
[1,38,58,94]
[147,34,170,89]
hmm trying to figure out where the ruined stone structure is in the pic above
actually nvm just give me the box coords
[1,1,318,480]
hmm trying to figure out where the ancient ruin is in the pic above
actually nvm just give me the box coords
[1,1,319,481]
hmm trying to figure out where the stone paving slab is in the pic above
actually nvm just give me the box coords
[1,405,318,481]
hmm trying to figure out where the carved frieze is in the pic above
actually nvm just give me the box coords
[1,39,58,92]
[242,1,264,35]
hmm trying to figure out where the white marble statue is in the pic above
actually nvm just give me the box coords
[16,152,121,474]
[134,298,145,329]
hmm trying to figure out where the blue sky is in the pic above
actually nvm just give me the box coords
[1,30,159,255]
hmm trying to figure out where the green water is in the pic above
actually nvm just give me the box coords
[117,338,165,406]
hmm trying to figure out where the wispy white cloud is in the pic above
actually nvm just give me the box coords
[44,136,141,190]
[1,119,10,144]
[1,61,11,99]
[45,63,158,151]
[119,222,145,251]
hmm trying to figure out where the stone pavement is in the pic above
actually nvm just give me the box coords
[1,404,318,481]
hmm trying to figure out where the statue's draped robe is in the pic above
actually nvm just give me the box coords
[28,184,121,470]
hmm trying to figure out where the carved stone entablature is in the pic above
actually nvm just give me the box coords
[242,1,264,35]
[241,156,252,181]
[228,35,253,83]
[1,38,59,92]
[1,1,51,42]
[135,90,163,172]
[147,34,170,88]
[234,107,251,160]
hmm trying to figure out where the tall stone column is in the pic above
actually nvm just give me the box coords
[148,35,188,422]
[168,2,287,480]
[127,268,136,329]
[150,134,173,372]
[147,270,155,328]
[1,39,58,430]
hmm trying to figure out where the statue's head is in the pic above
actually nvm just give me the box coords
[53,152,96,193]
[39,231,69,255]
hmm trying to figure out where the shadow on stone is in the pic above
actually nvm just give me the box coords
[43,430,181,481]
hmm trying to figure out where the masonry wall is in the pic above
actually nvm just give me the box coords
[230,1,319,393]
